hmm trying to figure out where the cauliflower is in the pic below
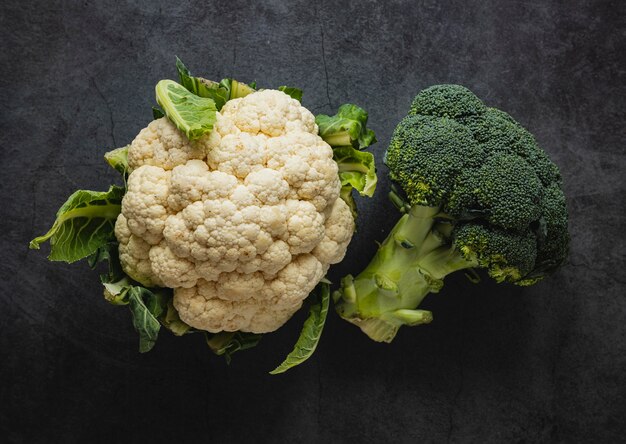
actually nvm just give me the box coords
[115,90,355,333]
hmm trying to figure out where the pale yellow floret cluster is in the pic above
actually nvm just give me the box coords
[115,90,354,333]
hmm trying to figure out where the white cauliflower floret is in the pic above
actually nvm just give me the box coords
[312,198,355,264]
[173,254,325,333]
[149,243,198,289]
[122,165,170,245]
[285,200,325,254]
[244,169,290,205]
[128,117,208,171]
[221,90,318,136]
[167,160,237,211]
[115,214,163,287]
[266,132,340,211]
[259,240,292,277]
[174,281,258,332]
[116,89,353,333]
[206,132,266,179]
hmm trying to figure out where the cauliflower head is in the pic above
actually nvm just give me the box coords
[115,90,354,333]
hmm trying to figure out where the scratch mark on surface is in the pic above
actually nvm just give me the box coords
[316,4,331,109]
[90,76,117,146]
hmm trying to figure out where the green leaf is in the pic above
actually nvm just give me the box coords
[29,186,123,263]
[224,78,256,100]
[278,86,303,102]
[161,299,192,336]
[152,106,165,119]
[155,79,217,140]
[206,331,262,364]
[175,57,230,110]
[104,145,129,176]
[88,242,132,305]
[317,105,378,219]
[103,277,131,305]
[203,79,231,110]
[332,146,377,219]
[316,104,377,149]
[334,146,377,198]
[270,282,330,374]
[127,286,167,353]
[176,56,211,97]
[88,242,190,346]
[174,58,258,111]
[340,185,358,219]
[87,241,117,270]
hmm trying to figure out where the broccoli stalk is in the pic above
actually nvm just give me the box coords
[335,204,477,342]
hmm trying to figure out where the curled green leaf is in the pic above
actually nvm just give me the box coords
[29,186,123,263]
[176,57,230,109]
[332,146,377,219]
[225,78,256,99]
[316,104,377,149]
[155,79,217,140]
[175,57,257,110]
[270,282,330,374]
[104,145,129,176]
[152,106,165,119]
[334,146,377,198]
[127,286,168,353]
[206,331,262,364]
[161,299,192,336]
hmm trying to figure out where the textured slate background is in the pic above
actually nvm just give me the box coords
[1,0,624,442]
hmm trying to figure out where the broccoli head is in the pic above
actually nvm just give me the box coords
[335,84,569,342]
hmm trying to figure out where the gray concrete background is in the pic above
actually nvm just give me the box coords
[1,0,624,442]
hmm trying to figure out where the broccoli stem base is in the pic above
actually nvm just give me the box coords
[334,205,476,342]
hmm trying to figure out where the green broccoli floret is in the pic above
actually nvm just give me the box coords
[385,115,484,206]
[460,108,561,185]
[519,182,569,285]
[409,84,486,118]
[335,84,569,342]
[454,223,537,283]
[448,153,544,231]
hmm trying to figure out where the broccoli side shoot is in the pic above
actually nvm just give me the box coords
[335,84,569,342]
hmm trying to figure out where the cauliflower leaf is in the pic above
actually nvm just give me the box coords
[155,79,217,140]
[277,85,303,102]
[334,146,377,198]
[334,147,377,219]
[270,282,330,374]
[104,145,129,177]
[30,186,123,263]
[315,105,378,218]
[206,332,263,364]
[127,286,168,353]
[316,104,377,149]
[152,106,165,119]
[89,242,193,348]
[175,57,256,110]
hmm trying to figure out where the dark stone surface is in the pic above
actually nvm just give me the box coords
[1,0,624,442]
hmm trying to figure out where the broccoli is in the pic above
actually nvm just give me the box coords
[334,85,569,342]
